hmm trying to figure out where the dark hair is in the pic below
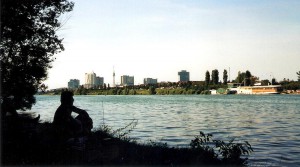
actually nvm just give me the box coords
[60,91,74,104]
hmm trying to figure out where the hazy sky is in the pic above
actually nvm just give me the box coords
[45,0,300,89]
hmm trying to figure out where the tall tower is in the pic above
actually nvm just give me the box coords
[113,66,116,87]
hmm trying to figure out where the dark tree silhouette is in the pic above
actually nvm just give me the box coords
[245,70,252,86]
[211,69,219,85]
[235,71,252,86]
[297,71,300,82]
[1,0,74,110]
[205,71,210,86]
[223,69,228,85]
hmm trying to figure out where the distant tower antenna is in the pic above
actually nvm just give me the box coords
[113,66,116,87]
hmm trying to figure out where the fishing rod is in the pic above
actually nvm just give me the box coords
[102,101,105,126]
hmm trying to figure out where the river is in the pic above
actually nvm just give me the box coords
[31,95,300,166]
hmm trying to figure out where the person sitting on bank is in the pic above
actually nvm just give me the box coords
[53,91,93,141]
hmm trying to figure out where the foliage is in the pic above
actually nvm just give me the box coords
[99,119,138,141]
[190,131,253,165]
[146,140,168,148]
[261,79,270,86]
[201,90,211,95]
[1,0,74,110]
[223,69,228,85]
[205,71,210,86]
[148,86,156,95]
[235,71,244,83]
[245,70,252,86]
[214,139,253,164]
[212,69,219,85]
[190,132,215,154]
[280,81,300,91]
[235,70,252,86]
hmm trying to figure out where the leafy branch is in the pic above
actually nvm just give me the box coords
[190,131,253,165]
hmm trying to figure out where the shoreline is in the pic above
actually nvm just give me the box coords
[2,115,252,166]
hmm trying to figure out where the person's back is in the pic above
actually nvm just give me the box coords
[53,91,92,140]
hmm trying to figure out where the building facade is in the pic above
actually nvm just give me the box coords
[68,79,80,89]
[143,78,157,85]
[178,70,190,82]
[84,72,104,89]
[121,75,134,86]
[95,76,104,88]
[84,72,96,89]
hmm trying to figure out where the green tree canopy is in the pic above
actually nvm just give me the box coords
[211,69,219,85]
[235,71,244,83]
[149,86,156,95]
[205,71,210,86]
[1,0,74,110]
[245,70,252,86]
[223,69,228,85]
[235,70,252,86]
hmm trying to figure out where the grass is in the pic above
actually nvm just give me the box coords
[1,114,252,166]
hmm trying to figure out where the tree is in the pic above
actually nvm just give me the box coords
[245,70,252,86]
[297,71,300,82]
[235,71,244,83]
[211,69,219,85]
[149,86,156,95]
[235,71,252,85]
[261,80,270,86]
[205,71,210,86]
[223,69,228,85]
[1,0,74,110]
[271,78,278,85]
[38,84,48,93]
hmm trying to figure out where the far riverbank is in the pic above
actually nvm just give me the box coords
[41,87,300,96]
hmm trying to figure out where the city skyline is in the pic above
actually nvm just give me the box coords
[44,0,300,89]
[65,68,291,90]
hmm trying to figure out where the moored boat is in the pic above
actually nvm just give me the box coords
[237,85,283,94]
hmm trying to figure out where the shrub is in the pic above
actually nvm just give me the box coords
[190,131,253,165]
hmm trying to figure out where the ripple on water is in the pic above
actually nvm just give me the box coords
[32,95,300,166]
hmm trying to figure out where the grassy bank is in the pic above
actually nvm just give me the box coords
[2,114,252,166]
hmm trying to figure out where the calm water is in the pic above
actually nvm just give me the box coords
[31,95,300,166]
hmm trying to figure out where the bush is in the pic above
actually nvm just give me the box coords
[190,131,253,165]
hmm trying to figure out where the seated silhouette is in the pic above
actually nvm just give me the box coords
[53,91,93,141]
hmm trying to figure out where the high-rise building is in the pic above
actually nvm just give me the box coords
[178,70,190,82]
[144,78,157,85]
[68,79,80,89]
[84,72,104,89]
[121,75,134,86]
[95,76,104,88]
[84,72,96,89]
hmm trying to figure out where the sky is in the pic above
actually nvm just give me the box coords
[45,0,300,89]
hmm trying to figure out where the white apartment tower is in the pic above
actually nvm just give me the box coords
[84,72,96,89]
